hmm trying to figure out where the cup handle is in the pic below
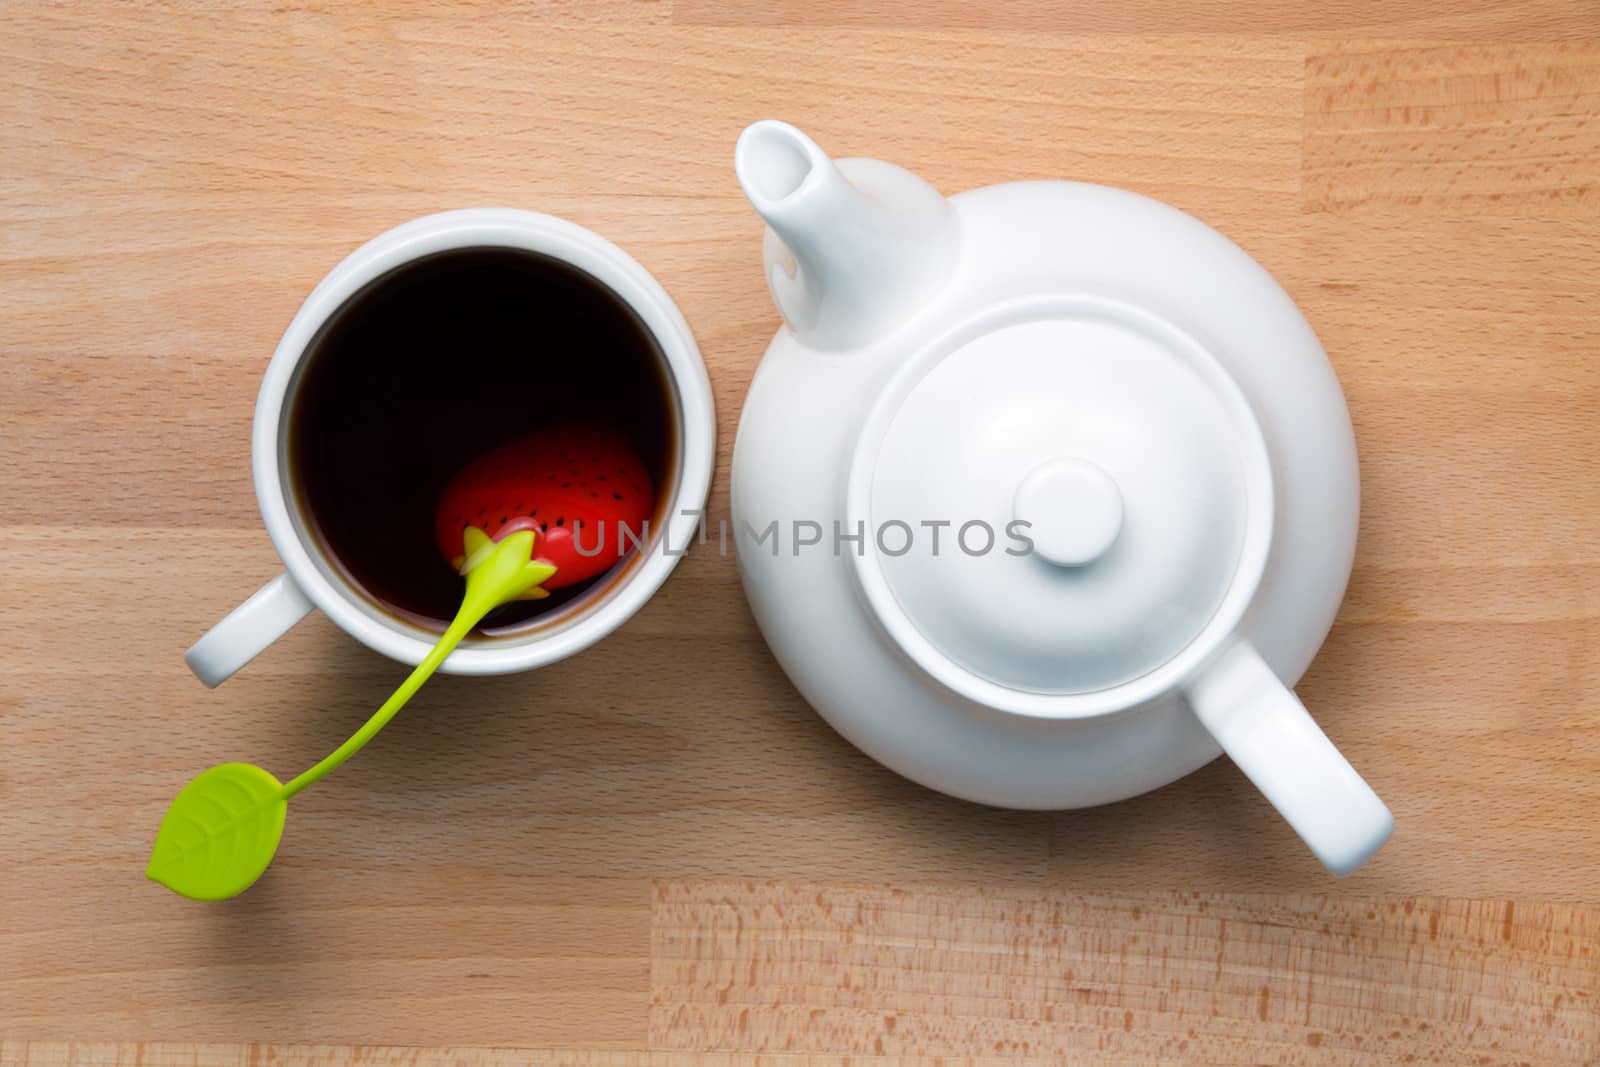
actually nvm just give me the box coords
[184,572,315,688]
[1184,640,1393,876]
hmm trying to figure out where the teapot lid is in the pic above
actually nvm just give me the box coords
[846,295,1275,718]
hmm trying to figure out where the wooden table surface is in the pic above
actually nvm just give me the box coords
[4,2,1599,1064]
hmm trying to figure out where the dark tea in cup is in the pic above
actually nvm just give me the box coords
[287,247,677,634]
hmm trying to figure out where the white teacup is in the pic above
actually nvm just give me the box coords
[187,209,715,686]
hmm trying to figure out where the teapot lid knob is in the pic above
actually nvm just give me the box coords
[1013,459,1124,567]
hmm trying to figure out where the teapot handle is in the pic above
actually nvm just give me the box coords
[1184,641,1393,876]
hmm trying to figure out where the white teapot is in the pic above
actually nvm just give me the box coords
[729,120,1393,875]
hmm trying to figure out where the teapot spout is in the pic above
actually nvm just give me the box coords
[735,120,958,350]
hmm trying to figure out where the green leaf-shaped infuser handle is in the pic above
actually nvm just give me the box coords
[147,529,555,900]
[146,762,288,901]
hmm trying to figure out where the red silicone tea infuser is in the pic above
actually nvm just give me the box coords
[434,422,656,592]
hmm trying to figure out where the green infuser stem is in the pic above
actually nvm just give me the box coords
[281,609,481,798]
[280,526,554,799]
